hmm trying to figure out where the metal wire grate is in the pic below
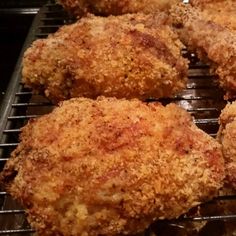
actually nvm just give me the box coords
[0,1,235,235]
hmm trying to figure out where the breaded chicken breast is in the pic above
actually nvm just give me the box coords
[190,0,236,31]
[152,186,236,235]
[218,101,236,190]
[22,13,188,104]
[1,97,225,236]
[170,4,236,99]
[58,0,181,16]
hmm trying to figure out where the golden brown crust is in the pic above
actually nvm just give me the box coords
[190,0,234,7]
[189,0,236,31]
[170,3,236,100]
[217,101,236,190]
[1,97,225,235]
[58,0,181,16]
[22,13,188,104]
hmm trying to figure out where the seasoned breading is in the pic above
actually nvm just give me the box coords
[22,13,188,104]
[153,186,236,235]
[190,0,236,31]
[58,0,181,16]
[218,101,236,190]
[170,4,236,99]
[1,97,225,236]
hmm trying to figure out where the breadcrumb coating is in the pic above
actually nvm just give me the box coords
[22,13,188,104]
[218,101,236,190]
[1,97,225,236]
[170,3,236,100]
[189,0,236,31]
[58,0,181,16]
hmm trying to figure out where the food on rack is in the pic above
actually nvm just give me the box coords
[189,0,236,31]
[217,101,236,190]
[22,13,188,104]
[152,189,236,236]
[58,0,181,16]
[170,3,236,100]
[0,97,225,236]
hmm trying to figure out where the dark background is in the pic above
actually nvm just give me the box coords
[0,0,47,102]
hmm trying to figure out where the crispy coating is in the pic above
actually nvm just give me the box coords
[1,97,225,236]
[58,0,181,16]
[189,0,236,31]
[153,187,236,235]
[170,4,236,99]
[217,101,236,190]
[22,13,188,104]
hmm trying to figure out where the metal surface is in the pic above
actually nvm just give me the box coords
[0,8,36,105]
[0,8,39,15]
[0,1,235,235]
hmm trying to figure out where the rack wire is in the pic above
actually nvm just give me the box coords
[0,1,235,235]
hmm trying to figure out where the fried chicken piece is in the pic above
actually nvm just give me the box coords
[0,97,225,236]
[58,0,181,16]
[189,0,236,31]
[151,199,236,236]
[22,13,188,104]
[170,4,236,99]
[217,101,236,190]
